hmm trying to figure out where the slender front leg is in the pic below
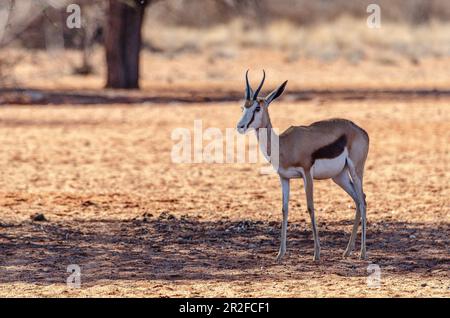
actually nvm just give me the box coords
[276,176,290,262]
[304,170,320,261]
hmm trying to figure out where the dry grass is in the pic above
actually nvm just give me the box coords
[0,99,448,297]
[2,45,450,93]
[143,17,450,62]
[2,15,450,92]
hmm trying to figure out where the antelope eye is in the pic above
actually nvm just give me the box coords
[255,106,261,112]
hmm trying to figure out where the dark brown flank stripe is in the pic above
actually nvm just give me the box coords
[311,134,347,162]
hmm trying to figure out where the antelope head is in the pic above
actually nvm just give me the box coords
[236,70,288,134]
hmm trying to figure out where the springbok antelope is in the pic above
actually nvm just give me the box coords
[236,70,369,261]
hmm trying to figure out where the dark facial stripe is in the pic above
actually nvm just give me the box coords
[246,108,256,129]
[312,134,347,160]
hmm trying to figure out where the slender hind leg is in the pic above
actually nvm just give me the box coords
[347,159,367,259]
[332,168,361,257]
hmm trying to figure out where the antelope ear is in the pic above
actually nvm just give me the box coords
[265,80,288,105]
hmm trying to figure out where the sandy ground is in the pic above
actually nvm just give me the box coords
[0,99,449,297]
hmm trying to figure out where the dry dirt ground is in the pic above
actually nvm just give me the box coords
[0,99,448,297]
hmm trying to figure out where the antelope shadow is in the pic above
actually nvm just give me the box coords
[0,215,448,286]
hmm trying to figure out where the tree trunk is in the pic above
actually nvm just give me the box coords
[105,0,148,89]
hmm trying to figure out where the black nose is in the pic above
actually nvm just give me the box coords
[238,124,245,129]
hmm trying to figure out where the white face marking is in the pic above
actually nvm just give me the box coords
[311,148,348,179]
[237,101,262,134]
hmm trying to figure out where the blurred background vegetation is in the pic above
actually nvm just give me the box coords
[0,0,449,92]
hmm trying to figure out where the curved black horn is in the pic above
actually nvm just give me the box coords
[245,69,252,100]
[253,69,265,100]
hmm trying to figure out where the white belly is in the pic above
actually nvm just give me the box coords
[277,166,304,179]
[311,148,348,179]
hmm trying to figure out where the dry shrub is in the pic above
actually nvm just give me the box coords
[146,0,450,27]
[142,16,450,63]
